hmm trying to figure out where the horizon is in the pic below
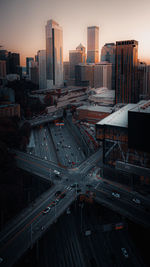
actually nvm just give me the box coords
[0,0,150,66]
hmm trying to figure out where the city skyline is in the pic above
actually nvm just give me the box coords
[0,0,150,66]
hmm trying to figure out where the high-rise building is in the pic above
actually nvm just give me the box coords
[137,61,148,99]
[75,63,94,87]
[87,26,99,63]
[115,40,139,104]
[30,61,39,85]
[69,43,86,80]
[94,62,112,90]
[101,43,116,90]
[63,61,70,82]
[26,57,34,75]
[38,50,47,89]
[45,19,63,88]
[8,53,20,74]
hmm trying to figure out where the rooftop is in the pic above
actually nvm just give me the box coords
[97,104,135,128]
[97,100,150,128]
[77,105,112,113]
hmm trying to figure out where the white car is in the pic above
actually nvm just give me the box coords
[112,192,120,198]
[42,207,51,214]
[132,198,141,204]
[44,156,47,160]
[121,247,128,258]
[54,170,60,176]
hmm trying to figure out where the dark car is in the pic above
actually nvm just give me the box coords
[55,190,61,196]
[60,193,66,199]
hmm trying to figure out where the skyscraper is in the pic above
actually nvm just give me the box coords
[115,40,139,104]
[26,57,34,75]
[101,43,116,90]
[45,19,63,88]
[38,50,47,89]
[69,43,86,80]
[87,26,99,63]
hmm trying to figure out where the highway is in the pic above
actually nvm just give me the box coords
[38,202,146,267]
[0,119,150,266]
[0,184,75,267]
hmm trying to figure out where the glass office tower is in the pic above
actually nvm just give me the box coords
[87,26,99,63]
[45,20,63,88]
[115,40,139,104]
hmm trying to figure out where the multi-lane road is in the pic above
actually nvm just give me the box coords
[0,119,150,266]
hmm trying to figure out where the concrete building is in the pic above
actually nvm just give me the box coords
[101,43,116,90]
[69,43,86,80]
[8,53,20,74]
[75,64,94,87]
[63,61,70,82]
[38,50,47,89]
[115,40,139,104]
[94,62,112,90]
[0,103,20,118]
[75,62,112,89]
[76,105,112,123]
[30,61,39,85]
[0,60,6,78]
[89,87,115,106]
[87,26,99,63]
[45,19,63,88]
[26,57,34,75]
[96,100,150,185]
[147,65,150,98]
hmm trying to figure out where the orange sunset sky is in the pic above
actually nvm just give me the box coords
[0,0,150,66]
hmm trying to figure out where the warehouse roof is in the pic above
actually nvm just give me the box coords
[77,105,113,113]
[97,104,136,128]
[129,100,150,114]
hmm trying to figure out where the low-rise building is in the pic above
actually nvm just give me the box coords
[76,105,113,123]
[0,103,20,118]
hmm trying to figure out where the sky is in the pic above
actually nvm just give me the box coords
[0,0,150,66]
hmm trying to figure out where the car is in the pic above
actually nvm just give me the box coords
[60,193,66,199]
[132,198,141,204]
[43,207,51,214]
[55,190,61,196]
[68,145,71,148]
[112,192,120,198]
[54,170,60,176]
[121,247,128,258]
[66,208,71,214]
[44,156,47,160]
[71,183,79,188]
[0,258,3,263]
[55,198,60,204]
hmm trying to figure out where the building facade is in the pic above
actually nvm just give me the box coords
[26,57,34,75]
[45,19,63,88]
[38,50,47,89]
[101,43,116,90]
[69,43,86,80]
[94,62,112,90]
[87,26,99,63]
[115,40,139,104]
